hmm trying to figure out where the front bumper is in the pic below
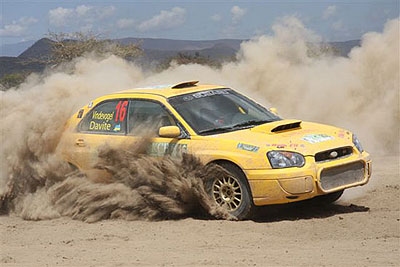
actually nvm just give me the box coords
[245,151,372,206]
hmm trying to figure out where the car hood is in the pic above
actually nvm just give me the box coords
[207,119,353,156]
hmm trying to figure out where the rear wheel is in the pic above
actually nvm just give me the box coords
[314,189,344,205]
[207,163,254,220]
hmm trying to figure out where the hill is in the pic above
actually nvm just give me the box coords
[0,57,46,78]
[329,40,361,57]
[0,40,36,57]
[0,37,361,80]
[18,38,54,60]
[115,37,243,51]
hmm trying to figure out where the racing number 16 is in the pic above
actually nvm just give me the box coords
[115,100,128,122]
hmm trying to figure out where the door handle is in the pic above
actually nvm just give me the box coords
[75,138,86,147]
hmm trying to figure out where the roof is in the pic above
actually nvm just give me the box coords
[113,82,227,98]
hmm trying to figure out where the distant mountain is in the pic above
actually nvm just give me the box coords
[0,40,36,57]
[115,37,243,51]
[0,37,362,79]
[18,38,54,60]
[142,43,237,63]
[329,40,361,57]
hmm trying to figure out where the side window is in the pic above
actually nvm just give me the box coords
[79,100,128,134]
[128,100,176,135]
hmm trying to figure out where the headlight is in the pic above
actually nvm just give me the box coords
[352,134,364,153]
[267,151,305,168]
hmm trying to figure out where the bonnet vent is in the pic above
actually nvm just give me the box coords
[271,121,302,132]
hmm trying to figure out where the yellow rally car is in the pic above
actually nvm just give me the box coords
[60,81,372,219]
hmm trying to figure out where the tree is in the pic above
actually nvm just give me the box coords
[158,52,222,71]
[47,32,143,63]
[0,73,28,89]
[307,43,341,58]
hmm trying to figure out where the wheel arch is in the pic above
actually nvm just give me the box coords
[207,159,244,175]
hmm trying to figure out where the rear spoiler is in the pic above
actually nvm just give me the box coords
[172,81,199,89]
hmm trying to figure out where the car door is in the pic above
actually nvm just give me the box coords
[127,99,191,158]
[70,98,130,172]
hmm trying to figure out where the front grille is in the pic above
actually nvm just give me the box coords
[320,161,365,191]
[315,147,353,162]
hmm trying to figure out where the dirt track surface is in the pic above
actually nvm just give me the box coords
[1,156,399,266]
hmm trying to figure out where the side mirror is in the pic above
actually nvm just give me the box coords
[159,126,181,138]
[269,107,278,115]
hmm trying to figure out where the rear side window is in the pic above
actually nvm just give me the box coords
[79,99,128,134]
[128,100,176,135]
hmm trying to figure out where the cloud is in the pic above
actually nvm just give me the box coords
[332,20,344,31]
[75,5,93,17]
[48,7,74,27]
[221,6,246,37]
[117,18,135,29]
[323,5,337,19]
[136,7,186,32]
[0,17,38,37]
[97,6,116,19]
[48,5,115,27]
[211,14,222,22]
[231,6,246,24]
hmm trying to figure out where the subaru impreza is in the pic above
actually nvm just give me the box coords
[60,81,371,219]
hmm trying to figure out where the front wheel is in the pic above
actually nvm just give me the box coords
[207,163,254,220]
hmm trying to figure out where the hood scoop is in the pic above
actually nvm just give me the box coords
[271,120,302,132]
[251,120,302,134]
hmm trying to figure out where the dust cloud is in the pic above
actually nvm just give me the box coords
[0,17,398,221]
[11,142,232,222]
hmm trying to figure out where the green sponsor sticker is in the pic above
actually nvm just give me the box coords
[301,134,334,144]
[148,143,188,157]
[237,143,259,152]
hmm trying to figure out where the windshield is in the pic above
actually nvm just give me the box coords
[168,89,280,135]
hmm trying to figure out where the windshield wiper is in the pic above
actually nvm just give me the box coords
[231,120,273,129]
[198,126,234,135]
[198,120,272,135]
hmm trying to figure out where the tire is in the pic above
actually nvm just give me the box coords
[313,189,344,205]
[207,162,254,220]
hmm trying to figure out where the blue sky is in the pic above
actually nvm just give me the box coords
[0,0,398,44]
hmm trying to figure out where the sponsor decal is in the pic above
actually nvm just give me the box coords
[301,134,334,144]
[148,143,188,157]
[237,143,259,152]
[337,130,346,138]
[89,120,112,131]
[85,100,127,133]
[89,111,115,131]
[92,110,114,122]
[113,124,121,132]
[265,143,287,148]
[182,90,230,101]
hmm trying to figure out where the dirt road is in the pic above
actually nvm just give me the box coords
[1,156,399,266]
